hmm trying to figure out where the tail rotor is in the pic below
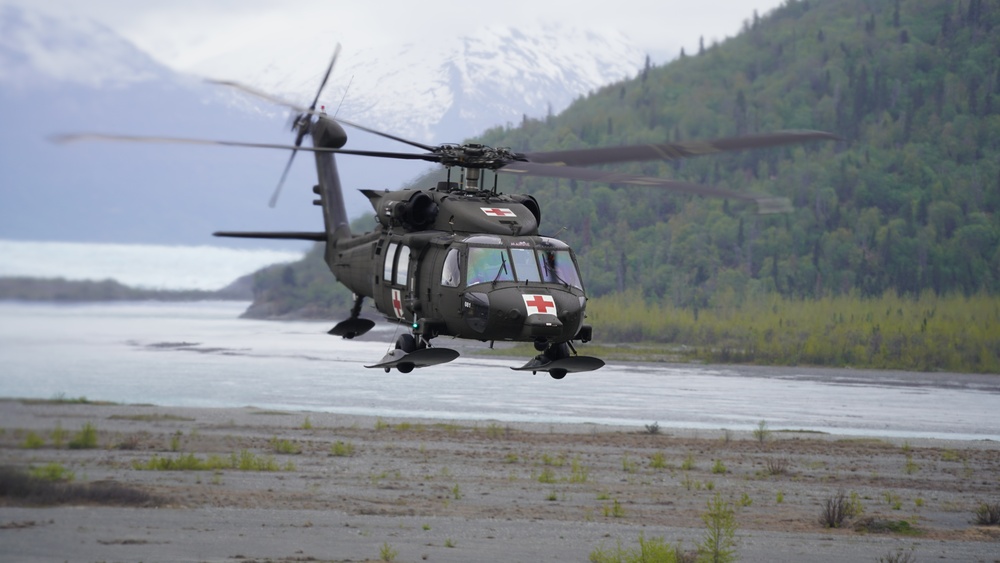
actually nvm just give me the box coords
[268,43,342,208]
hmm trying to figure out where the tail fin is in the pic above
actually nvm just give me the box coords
[311,117,351,243]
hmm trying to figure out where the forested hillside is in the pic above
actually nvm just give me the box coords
[241,0,999,370]
[460,0,999,306]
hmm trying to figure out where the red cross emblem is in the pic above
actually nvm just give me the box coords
[522,294,556,316]
[391,288,404,319]
[481,207,516,217]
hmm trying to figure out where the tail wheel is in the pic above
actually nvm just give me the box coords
[549,369,567,380]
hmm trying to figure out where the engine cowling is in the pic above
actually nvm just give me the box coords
[369,190,439,231]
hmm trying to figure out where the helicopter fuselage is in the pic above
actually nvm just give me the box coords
[329,184,591,346]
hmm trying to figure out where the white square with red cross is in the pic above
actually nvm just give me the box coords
[391,288,404,319]
[481,207,516,217]
[522,294,557,316]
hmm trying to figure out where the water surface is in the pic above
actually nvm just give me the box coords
[1,301,996,441]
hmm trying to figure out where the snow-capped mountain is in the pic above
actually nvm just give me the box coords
[181,24,645,143]
[0,4,644,247]
[0,5,169,90]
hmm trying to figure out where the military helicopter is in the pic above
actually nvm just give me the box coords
[56,46,837,379]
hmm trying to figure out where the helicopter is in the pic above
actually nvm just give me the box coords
[56,45,837,379]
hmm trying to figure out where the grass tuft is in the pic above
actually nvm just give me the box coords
[132,450,290,472]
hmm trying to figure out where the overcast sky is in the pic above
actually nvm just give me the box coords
[11,0,787,70]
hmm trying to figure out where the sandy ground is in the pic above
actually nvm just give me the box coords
[1,398,999,563]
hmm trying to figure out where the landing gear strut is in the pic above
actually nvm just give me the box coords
[392,333,421,373]
[365,328,460,372]
[328,295,375,339]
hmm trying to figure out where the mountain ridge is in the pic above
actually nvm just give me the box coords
[0,5,650,246]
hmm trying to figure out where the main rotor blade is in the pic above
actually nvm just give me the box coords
[309,43,341,111]
[522,130,838,167]
[51,133,441,162]
[496,161,789,213]
[332,116,439,152]
[208,79,312,115]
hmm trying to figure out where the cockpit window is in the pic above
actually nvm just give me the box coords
[441,248,460,287]
[467,247,513,286]
[394,245,410,286]
[538,248,583,289]
[462,240,583,289]
[383,242,398,283]
[510,248,540,282]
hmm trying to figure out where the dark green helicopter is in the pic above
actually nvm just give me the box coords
[57,46,837,379]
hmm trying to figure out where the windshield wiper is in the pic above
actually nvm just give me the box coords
[492,253,509,285]
[542,257,570,287]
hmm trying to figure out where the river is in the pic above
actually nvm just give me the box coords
[0,301,997,441]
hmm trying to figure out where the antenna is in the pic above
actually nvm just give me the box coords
[334,75,354,117]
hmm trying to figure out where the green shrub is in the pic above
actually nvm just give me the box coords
[51,422,67,448]
[570,456,589,483]
[681,452,696,471]
[330,440,355,457]
[29,462,74,482]
[132,450,290,472]
[21,431,45,449]
[699,493,737,563]
[752,420,771,444]
[538,467,557,484]
[68,423,98,449]
[650,452,667,469]
[820,490,862,528]
[269,436,301,454]
[589,533,681,563]
[602,499,625,518]
[378,541,398,561]
[973,502,1000,526]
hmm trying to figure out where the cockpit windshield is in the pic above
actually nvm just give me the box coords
[463,238,582,289]
[537,248,582,288]
[467,247,513,286]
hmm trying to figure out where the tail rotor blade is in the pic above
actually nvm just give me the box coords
[270,43,340,208]
[270,149,298,208]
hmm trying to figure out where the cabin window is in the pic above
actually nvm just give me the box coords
[538,248,583,289]
[440,248,461,287]
[510,247,540,282]
[394,245,410,286]
[466,247,514,287]
[383,242,398,283]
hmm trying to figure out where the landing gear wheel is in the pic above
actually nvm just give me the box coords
[395,333,416,353]
[397,362,414,374]
[549,369,567,380]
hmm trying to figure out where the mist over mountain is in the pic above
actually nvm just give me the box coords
[0,5,646,247]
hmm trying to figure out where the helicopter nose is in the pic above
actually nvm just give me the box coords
[520,293,563,338]
[463,288,584,341]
